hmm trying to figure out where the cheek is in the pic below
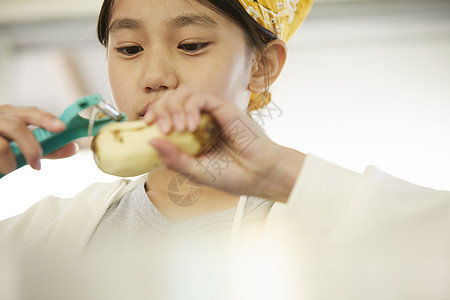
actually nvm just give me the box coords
[107,60,134,116]
[107,64,123,105]
[216,51,253,110]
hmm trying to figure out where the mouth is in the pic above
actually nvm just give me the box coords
[139,101,156,119]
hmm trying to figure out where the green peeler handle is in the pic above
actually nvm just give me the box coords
[0,95,126,179]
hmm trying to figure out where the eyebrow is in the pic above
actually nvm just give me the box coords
[109,18,143,33]
[108,13,218,33]
[167,13,218,29]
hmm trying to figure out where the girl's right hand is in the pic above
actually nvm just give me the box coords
[143,85,305,203]
[0,104,78,175]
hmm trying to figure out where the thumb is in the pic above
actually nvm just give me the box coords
[149,138,195,173]
[44,142,79,159]
[150,138,234,188]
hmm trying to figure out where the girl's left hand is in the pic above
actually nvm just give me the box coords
[144,85,305,203]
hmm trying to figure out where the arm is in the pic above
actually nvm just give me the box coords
[264,155,450,299]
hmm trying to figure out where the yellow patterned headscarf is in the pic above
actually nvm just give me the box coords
[240,0,313,111]
[237,0,313,42]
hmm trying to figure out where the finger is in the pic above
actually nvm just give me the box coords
[143,90,176,125]
[183,93,203,132]
[204,95,267,156]
[150,138,228,188]
[157,115,173,135]
[149,138,194,172]
[145,88,193,132]
[2,105,65,132]
[193,93,241,128]
[150,96,174,134]
[185,108,201,132]
[165,88,196,132]
[44,142,79,159]
[142,102,155,122]
[0,117,43,170]
[172,112,187,132]
[0,138,16,174]
[158,90,237,132]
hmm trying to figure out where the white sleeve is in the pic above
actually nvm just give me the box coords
[263,154,450,300]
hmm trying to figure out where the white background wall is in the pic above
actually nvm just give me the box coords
[269,0,450,188]
[0,0,449,220]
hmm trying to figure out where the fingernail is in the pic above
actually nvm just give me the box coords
[173,114,184,132]
[73,142,80,153]
[52,119,66,129]
[31,159,41,171]
[144,111,153,123]
[187,114,197,131]
[158,117,170,134]
[149,139,164,155]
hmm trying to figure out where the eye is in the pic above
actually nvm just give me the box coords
[116,46,143,56]
[178,43,209,53]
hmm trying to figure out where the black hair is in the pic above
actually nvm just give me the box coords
[97,0,277,51]
[96,0,277,112]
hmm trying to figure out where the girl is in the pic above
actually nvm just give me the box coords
[1,0,449,299]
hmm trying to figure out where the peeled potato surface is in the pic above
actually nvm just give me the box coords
[92,113,218,177]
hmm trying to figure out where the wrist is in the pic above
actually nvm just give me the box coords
[261,146,305,203]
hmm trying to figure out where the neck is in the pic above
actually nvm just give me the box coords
[145,169,240,223]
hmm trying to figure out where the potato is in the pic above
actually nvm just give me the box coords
[92,113,219,177]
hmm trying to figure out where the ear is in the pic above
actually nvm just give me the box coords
[248,39,287,93]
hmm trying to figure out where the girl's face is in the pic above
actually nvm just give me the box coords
[107,0,255,120]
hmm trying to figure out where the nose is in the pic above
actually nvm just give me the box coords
[139,49,178,93]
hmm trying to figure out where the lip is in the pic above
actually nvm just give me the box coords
[139,101,156,118]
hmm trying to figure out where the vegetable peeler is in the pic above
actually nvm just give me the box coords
[0,95,127,178]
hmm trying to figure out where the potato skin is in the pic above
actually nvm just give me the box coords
[92,113,219,177]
